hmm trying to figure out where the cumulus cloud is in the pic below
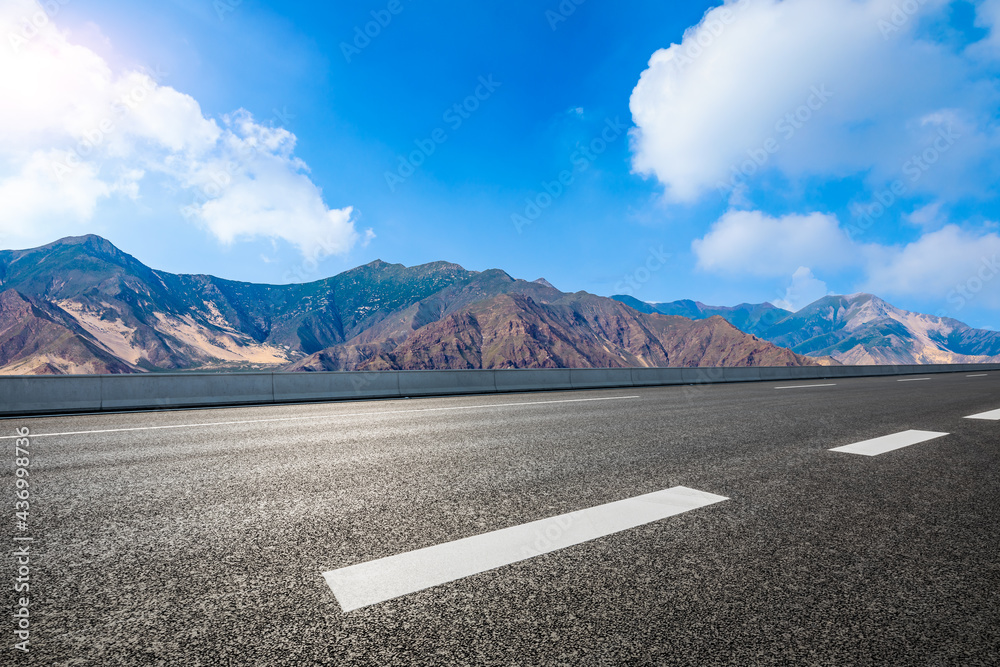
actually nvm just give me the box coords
[692,210,856,277]
[694,207,1000,310]
[0,1,370,259]
[864,225,1000,307]
[629,0,1000,202]
[0,150,110,225]
[904,201,946,229]
[773,267,830,311]
[973,0,1000,57]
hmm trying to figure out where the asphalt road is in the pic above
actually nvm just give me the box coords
[3,372,999,666]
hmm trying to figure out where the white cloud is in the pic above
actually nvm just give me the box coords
[904,201,946,229]
[773,267,830,311]
[0,150,109,229]
[694,207,1000,310]
[973,0,1000,57]
[0,1,369,259]
[629,0,1000,202]
[692,210,856,277]
[864,225,1000,307]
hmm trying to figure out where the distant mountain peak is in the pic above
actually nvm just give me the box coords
[25,233,142,268]
[46,233,104,245]
[43,234,121,253]
[615,291,1000,365]
[0,235,823,375]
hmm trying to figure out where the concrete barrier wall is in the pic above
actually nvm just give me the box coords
[101,372,275,410]
[2,363,999,417]
[681,367,728,384]
[495,369,573,393]
[570,368,635,389]
[759,367,795,381]
[0,375,102,415]
[629,368,685,387]
[398,369,497,397]
[723,367,762,383]
[272,371,400,402]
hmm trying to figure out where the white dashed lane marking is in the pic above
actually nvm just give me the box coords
[965,409,1000,421]
[0,395,640,440]
[322,486,729,613]
[774,384,836,390]
[829,430,949,456]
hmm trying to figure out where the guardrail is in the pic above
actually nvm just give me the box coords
[1,364,998,417]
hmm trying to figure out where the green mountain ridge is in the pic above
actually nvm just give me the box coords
[0,235,821,374]
[612,293,1000,365]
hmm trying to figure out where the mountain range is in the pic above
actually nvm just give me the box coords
[0,235,817,375]
[613,294,1000,365]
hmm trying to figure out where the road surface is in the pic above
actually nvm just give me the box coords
[3,372,999,665]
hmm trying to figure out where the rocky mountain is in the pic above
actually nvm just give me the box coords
[614,293,1000,365]
[0,289,135,375]
[0,235,820,374]
[613,296,793,337]
[0,235,482,372]
[291,290,812,371]
[758,294,1000,365]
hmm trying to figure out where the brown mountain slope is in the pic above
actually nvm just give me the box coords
[0,236,488,371]
[622,292,1000,365]
[3,235,821,374]
[0,289,136,375]
[291,293,817,371]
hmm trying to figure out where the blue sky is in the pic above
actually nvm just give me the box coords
[2,0,999,329]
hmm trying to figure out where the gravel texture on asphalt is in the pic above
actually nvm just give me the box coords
[2,373,999,666]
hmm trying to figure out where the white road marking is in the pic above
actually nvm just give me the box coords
[965,408,1000,421]
[0,395,640,440]
[897,378,931,382]
[829,429,949,456]
[967,374,989,378]
[774,384,836,390]
[322,486,728,613]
